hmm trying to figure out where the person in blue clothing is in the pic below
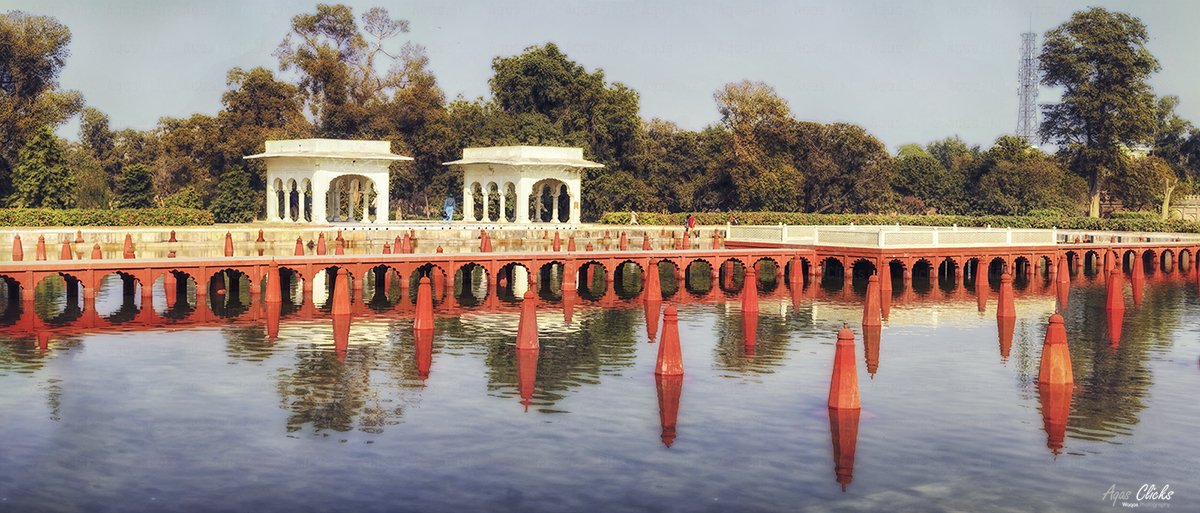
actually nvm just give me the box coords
[443,196,456,223]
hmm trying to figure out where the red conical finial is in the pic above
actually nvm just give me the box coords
[552,231,562,251]
[335,238,345,255]
[1038,313,1073,386]
[516,290,539,350]
[74,230,83,244]
[316,233,327,255]
[36,235,47,261]
[567,235,576,252]
[11,234,23,261]
[414,276,434,332]
[401,233,413,254]
[383,242,392,254]
[862,275,881,327]
[294,236,305,256]
[59,239,72,260]
[1105,267,1125,313]
[122,234,134,259]
[643,235,652,251]
[256,229,265,243]
[655,305,683,375]
[975,263,987,312]
[828,325,861,409]
[742,265,759,314]
[619,231,628,250]
[996,271,1015,319]
[90,243,102,260]
[168,230,177,243]
[436,245,444,253]
[331,268,352,316]
[224,232,234,257]
[643,261,661,303]
[265,260,282,304]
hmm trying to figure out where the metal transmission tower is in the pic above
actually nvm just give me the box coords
[1017,32,1040,144]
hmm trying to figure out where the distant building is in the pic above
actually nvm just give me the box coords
[444,146,602,225]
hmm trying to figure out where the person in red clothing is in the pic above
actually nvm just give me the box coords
[685,214,696,235]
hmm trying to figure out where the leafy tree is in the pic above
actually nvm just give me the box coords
[1039,7,1160,217]
[9,125,73,208]
[0,11,83,201]
[162,185,205,210]
[67,142,110,208]
[210,166,258,223]
[973,136,1086,215]
[894,144,965,214]
[115,163,155,208]
[1114,155,1186,220]
[714,81,803,211]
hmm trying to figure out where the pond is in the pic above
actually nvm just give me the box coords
[1,271,1197,512]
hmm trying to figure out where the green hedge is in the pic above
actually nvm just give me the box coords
[0,208,216,227]
[600,211,1200,234]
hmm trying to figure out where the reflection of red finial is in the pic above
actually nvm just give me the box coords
[828,325,860,409]
[829,407,861,492]
[516,291,539,350]
[742,310,757,352]
[644,300,661,343]
[655,305,683,375]
[516,346,538,411]
[332,313,350,361]
[1038,313,1073,386]
[998,316,1015,362]
[975,266,987,312]
[415,328,433,380]
[863,324,881,377]
[656,374,683,448]
[1039,383,1072,456]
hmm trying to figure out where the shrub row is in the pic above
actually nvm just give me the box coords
[0,208,216,227]
[599,211,1200,234]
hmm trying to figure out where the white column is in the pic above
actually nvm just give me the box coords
[313,178,328,224]
[535,185,544,223]
[499,186,508,223]
[568,178,582,225]
[283,182,292,222]
[375,177,388,224]
[484,186,493,223]
[463,181,474,223]
[360,179,370,223]
[266,177,278,221]
[331,182,340,222]
[551,192,561,224]
[515,180,530,224]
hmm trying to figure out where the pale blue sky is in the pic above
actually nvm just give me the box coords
[7,0,1199,151]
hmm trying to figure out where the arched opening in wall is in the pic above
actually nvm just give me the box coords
[962,258,981,290]
[1121,250,1135,274]
[783,257,808,288]
[1180,249,1193,274]
[408,264,448,304]
[1012,257,1030,289]
[96,272,143,322]
[209,269,251,318]
[33,273,84,324]
[273,178,285,220]
[486,182,501,223]
[0,276,23,324]
[537,261,564,300]
[987,257,1008,287]
[614,260,644,299]
[820,257,844,291]
[1141,250,1157,275]
[685,260,714,295]
[471,182,485,222]
[1161,250,1175,274]
[578,261,608,300]
[455,263,489,306]
[1037,255,1053,279]
[278,267,305,305]
[503,183,517,222]
[152,270,197,319]
[886,259,905,294]
[911,259,934,295]
[849,258,876,292]
[1082,251,1099,277]
[364,265,402,308]
[717,258,746,293]
[327,174,377,223]
[530,179,569,223]
[753,258,780,293]
[497,263,532,302]
[938,258,959,292]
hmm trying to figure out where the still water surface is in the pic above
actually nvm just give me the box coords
[1,275,1197,512]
